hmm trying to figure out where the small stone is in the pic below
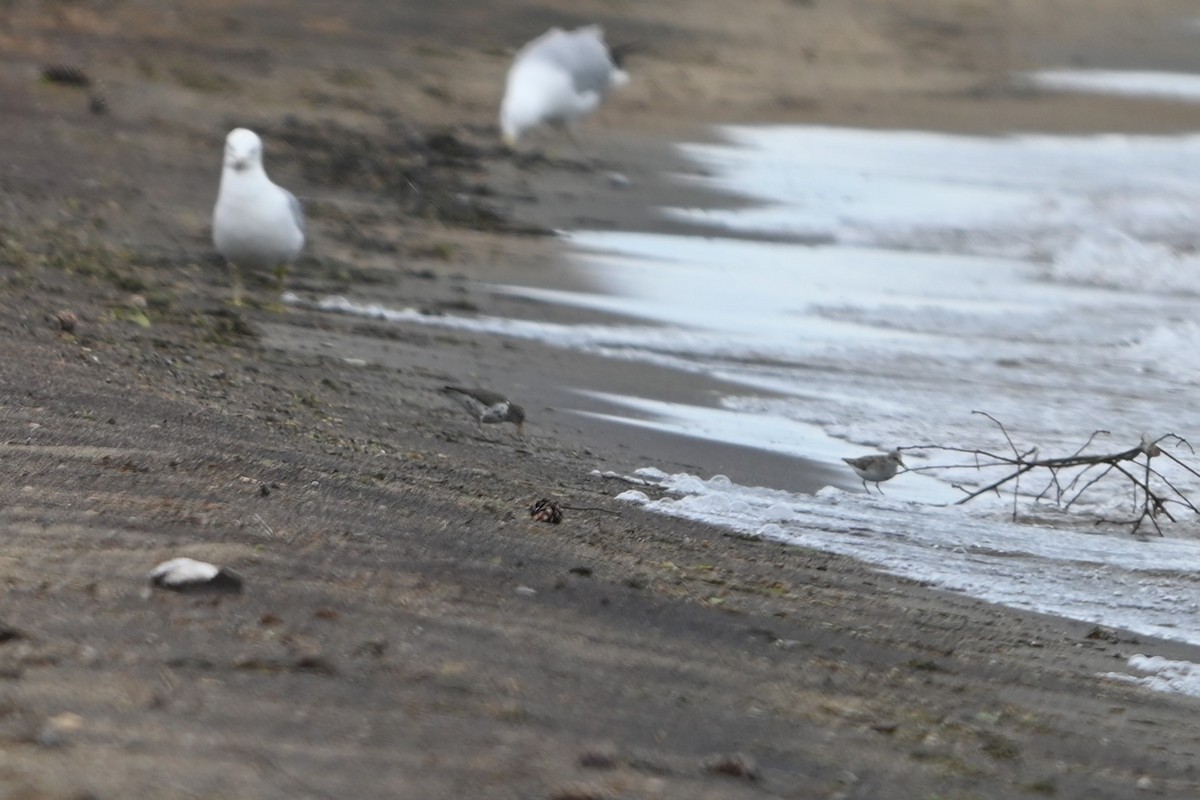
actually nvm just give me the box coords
[48,712,84,733]
[293,653,337,675]
[515,585,537,597]
[606,171,631,189]
[53,309,78,333]
[703,751,758,780]
[36,711,84,748]
[547,784,610,800]
[35,727,65,748]
[353,638,388,658]
[41,64,91,86]
[578,742,618,769]
[1136,776,1155,791]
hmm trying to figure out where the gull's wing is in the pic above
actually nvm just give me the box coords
[284,189,306,237]
[521,25,621,96]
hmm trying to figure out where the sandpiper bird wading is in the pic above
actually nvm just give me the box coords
[842,450,905,494]
[440,386,526,437]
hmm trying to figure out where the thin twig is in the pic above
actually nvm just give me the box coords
[915,416,1196,535]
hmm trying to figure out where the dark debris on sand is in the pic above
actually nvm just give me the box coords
[258,116,551,235]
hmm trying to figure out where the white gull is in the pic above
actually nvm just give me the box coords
[500,25,630,148]
[212,127,305,304]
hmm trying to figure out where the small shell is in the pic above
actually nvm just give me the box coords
[150,557,243,593]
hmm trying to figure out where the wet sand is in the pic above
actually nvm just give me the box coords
[3,1,1200,798]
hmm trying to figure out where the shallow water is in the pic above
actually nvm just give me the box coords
[303,73,1200,693]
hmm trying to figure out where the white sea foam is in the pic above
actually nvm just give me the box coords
[1103,655,1200,698]
[1029,69,1200,103]
[1046,228,1200,294]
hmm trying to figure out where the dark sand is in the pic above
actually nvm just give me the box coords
[3,1,1200,798]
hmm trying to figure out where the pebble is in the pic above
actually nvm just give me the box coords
[41,64,91,86]
[703,751,758,780]
[36,712,84,748]
[547,784,610,800]
[578,742,618,769]
[53,309,78,333]
[606,171,631,189]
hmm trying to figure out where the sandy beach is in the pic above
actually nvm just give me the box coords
[3,1,1200,797]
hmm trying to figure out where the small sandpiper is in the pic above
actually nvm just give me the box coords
[440,385,526,437]
[842,450,905,494]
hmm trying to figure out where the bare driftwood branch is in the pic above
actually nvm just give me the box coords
[904,414,1197,536]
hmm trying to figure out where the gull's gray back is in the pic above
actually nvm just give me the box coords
[522,25,618,95]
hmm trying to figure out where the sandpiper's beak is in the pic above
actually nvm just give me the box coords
[515,421,524,438]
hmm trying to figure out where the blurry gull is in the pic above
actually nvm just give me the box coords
[441,385,526,437]
[212,127,305,305]
[500,24,630,148]
[842,450,905,494]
